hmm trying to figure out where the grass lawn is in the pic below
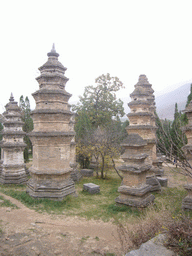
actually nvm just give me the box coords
[0,170,191,222]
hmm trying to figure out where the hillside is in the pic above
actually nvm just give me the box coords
[121,83,191,121]
[155,83,191,120]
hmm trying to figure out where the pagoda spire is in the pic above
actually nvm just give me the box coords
[9,93,14,102]
[51,43,56,53]
[47,43,59,57]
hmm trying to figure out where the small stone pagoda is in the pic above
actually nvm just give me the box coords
[0,94,27,184]
[115,133,155,207]
[127,75,161,191]
[27,45,76,199]
[182,101,192,210]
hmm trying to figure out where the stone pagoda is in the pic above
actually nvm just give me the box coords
[115,133,155,207]
[127,75,161,191]
[127,75,157,164]
[0,94,27,184]
[182,100,192,210]
[27,44,76,200]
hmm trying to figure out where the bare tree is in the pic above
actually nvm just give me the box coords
[155,113,192,178]
[77,122,125,179]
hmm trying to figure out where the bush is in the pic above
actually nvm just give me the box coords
[165,215,192,256]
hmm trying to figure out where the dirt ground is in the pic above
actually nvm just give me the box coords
[0,192,123,256]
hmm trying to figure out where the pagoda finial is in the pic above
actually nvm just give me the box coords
[47,43,59,57]
[9,93,14,102]
[51,43,56,53]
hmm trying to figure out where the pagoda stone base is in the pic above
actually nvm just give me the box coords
[154,168,164,177]
[0,165,28,184]
[157,177,168,187]
[71,170,82,183]
[115,184,155,208]
[0,160,3,175]
[182,184,192,210]
[70,163,82,183]
[27,170,76,200]
[146,175,161,192]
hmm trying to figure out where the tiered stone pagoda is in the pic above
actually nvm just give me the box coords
[127,75,156,163]
[127,75,161,191]
[27,44,76,199]
[0,94,27,184]
[182,101,192,210]
[115,133,155,207]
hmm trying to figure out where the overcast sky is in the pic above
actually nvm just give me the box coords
[1,0,192,112]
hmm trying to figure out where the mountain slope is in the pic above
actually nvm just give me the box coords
[155,83,191,120]
[121,83,191,120]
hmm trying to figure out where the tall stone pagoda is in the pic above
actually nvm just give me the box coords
[27,44,76,200]
[0,94,27,184]
[127,75,161,191]
[182,101,192,210]
[127,75,156,163]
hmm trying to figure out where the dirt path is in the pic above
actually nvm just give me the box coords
[0,193,123,256]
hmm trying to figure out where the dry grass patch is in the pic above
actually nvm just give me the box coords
[163,165,188,187]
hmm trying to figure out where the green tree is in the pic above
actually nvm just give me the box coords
[156,114,172,157]
[156,104,187,162]
[170,104,187,162]
[73,73,127,178]
[156,105,190,177]
[19,96,33,162]
[73,73,125,127]
[74,110,92,140]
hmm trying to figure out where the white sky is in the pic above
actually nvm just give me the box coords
[1,0,192,112]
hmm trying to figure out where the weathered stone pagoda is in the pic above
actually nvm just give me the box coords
[127,75,161,191]
[0,94,27,184]
[182,100,192,210]
[127,75,156,163]
[115,133,155,207]
[27,45,76,199]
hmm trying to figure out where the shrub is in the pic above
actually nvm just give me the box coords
[165,215,192,256]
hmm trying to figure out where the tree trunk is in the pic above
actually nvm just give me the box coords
[101,154,105,179]
[111,158,123,180]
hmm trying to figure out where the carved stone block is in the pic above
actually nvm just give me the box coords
[83,183,100,194]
